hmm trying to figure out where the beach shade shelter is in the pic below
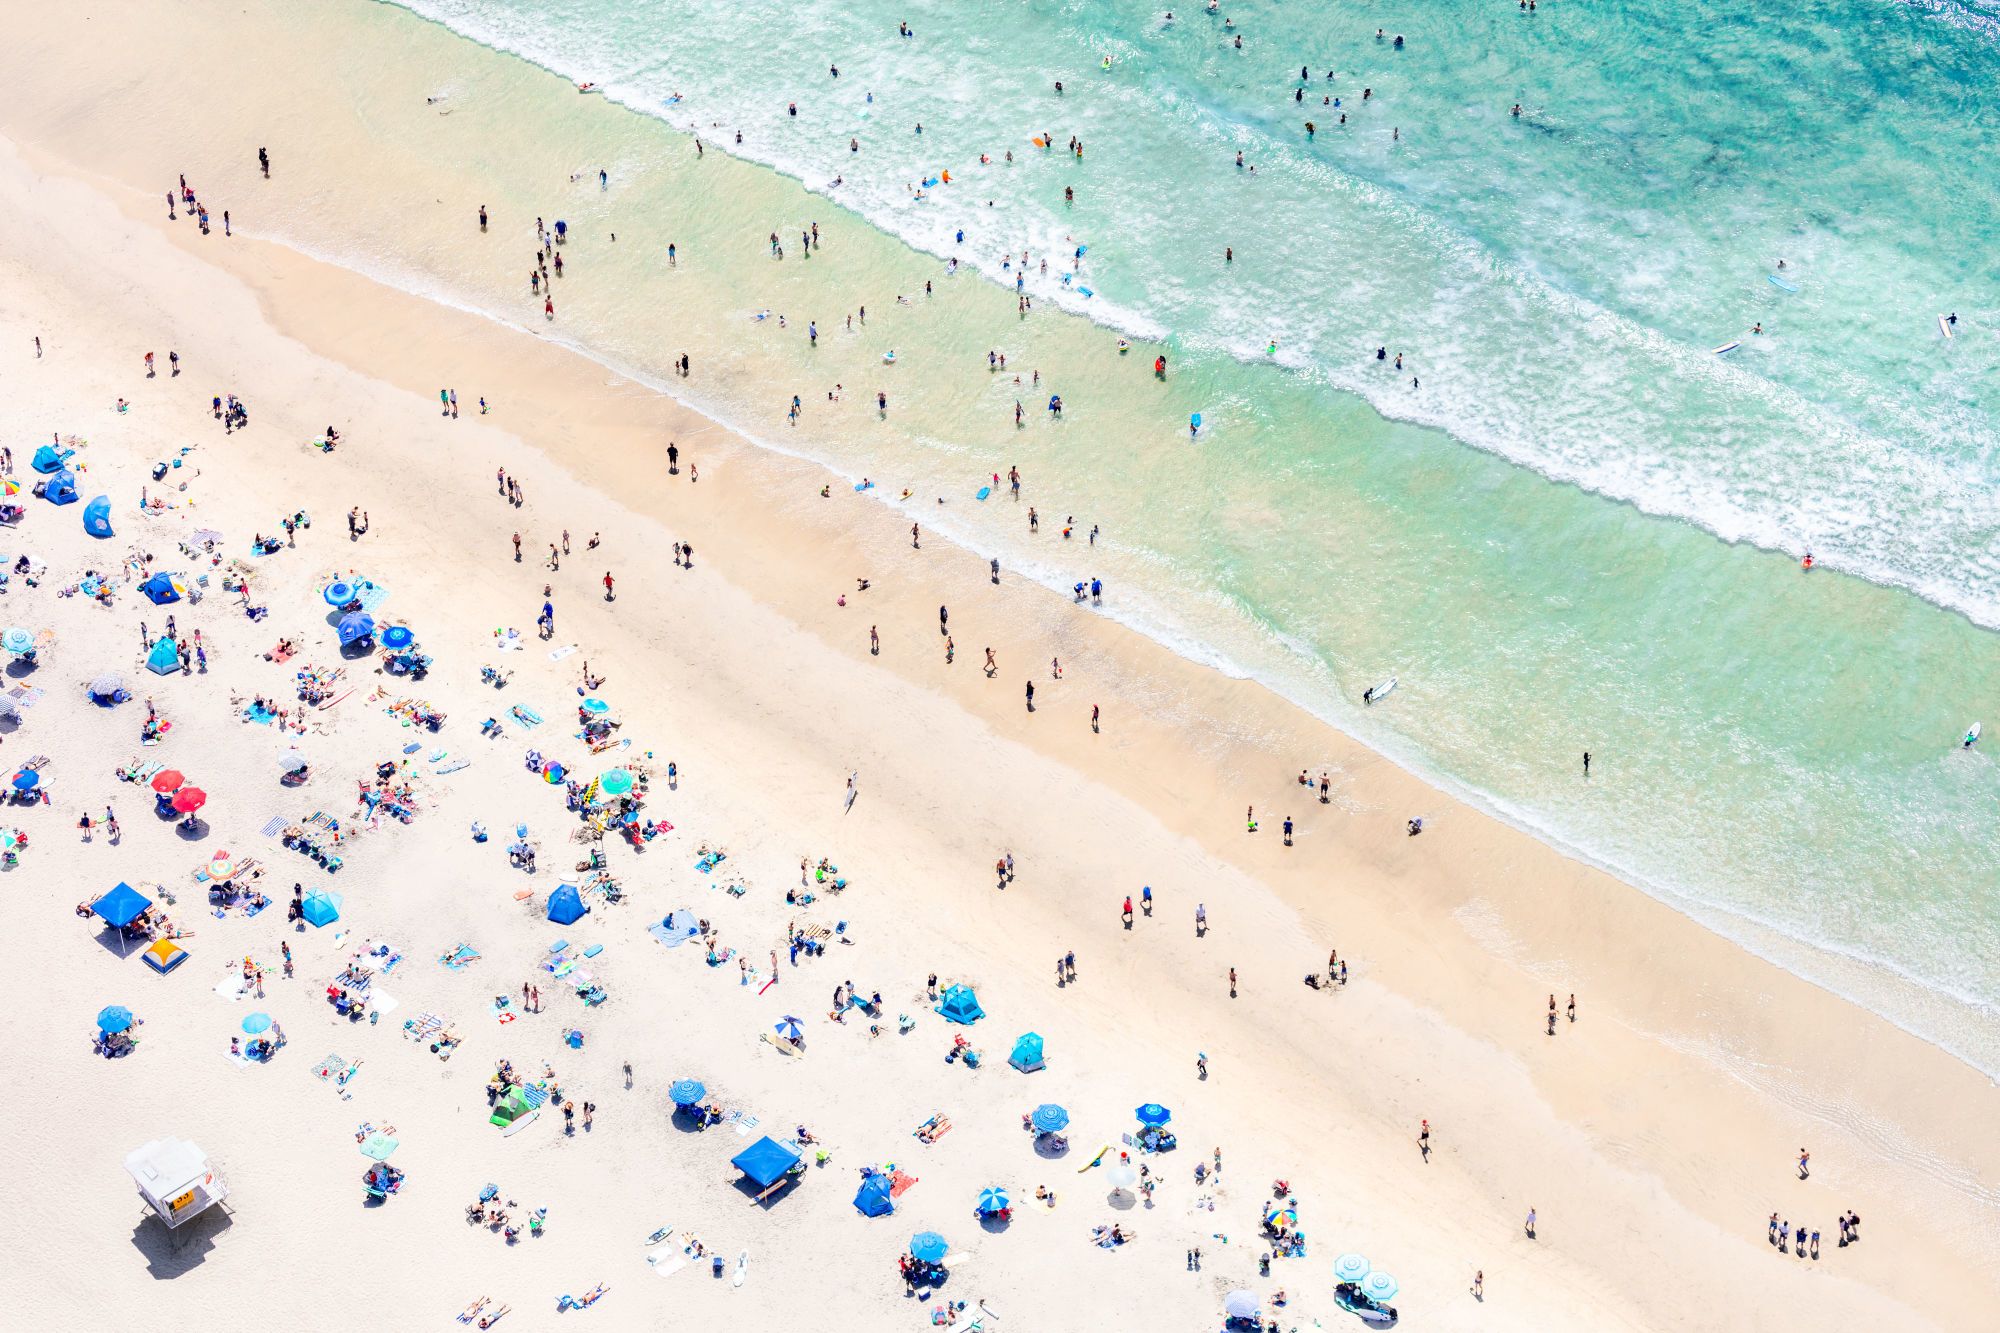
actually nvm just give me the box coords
[489,1086,534,1129]
[1008,1032,1045,1072]
[598,767,634,797]
[668,1078,707,1108]
[145,637,181,676]
[359,1133,399,1162]
[732,1135,803,1200]
[10,769,37,794]
[1,627,33,655]
[89,673,127,702]
[1135,1103,1172,1128]
[97,1005,136,1035]
[909,1232,949,1265]
[172,787,209,815]
[322,579,357,607]
[1333,1253,1371,1283]
[853,1174,896,1218]
[125,1138,227,1230]
[93,882,153,930]
[976,1187,1010,1217]
[277,749,309,774]
[301,890,342,928]
[150,770,185,794]
[545,882,587,925]
[773,1016,804,1043]
[1224,1290,1261,1322]
[44,469,79,505]
[1030,1103,1070,1135]
[83,495,113,538]
[142,938,189,974]
[31,444,67,473]
[379,624,415,651]
[138,573,184,604]
[1265,1205,1297,1230]
[1361,1272,1399,1303]
[337,611,376,647]
[937,984,985,1025]
[241,1012,273,1035]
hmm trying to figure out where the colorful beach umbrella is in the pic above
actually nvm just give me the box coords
[172,786,208,814]
[909,1232,949,1264]
[1360,1272,1399,1303]
[774,1016,804,1042]
[241,1012,273,1034]
[1135,1102,1172,1127]
[358,1133,399,1161]
[1030,1103,1070,1134]
[544,762,567,784]
[1333,1253,1371,1283]
[1265,1205,1298,1229]
[1,627,32,655]
[668,1078,706,1106]
[150,769,185,793]
[277,749,309,773]
[976,1187,1009,1215]
[10,769,37,792]
[598,767,634,797]
[322,579,356,606]
[96,1004,135,1034]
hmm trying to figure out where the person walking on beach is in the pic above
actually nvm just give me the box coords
[1525,1208,1537,1239]
[1567,994,1576,1023]
[1228,966,1237,998]
[1025,679,1035,711]
[603,572,615,601]
[1798,1149,1810,1179]
[984,647,996,676]
[1547,995,1558,1035]
[1471,1270,1483,1300]
[1582,750,1591,777]
[1121,895,1133,927]
[1418,1119,1431,1161]
[258,146,270,178]
[1195,902,1207,936]
[870,625,879,655]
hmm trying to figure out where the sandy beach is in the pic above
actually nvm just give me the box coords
[3,3,1997,1330]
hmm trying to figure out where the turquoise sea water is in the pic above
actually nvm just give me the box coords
[374,0,2000,1067]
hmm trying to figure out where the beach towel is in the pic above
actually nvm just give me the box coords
[258,815,287,838]
[244,703,278,725]
[645,1245,688,1278]
[510,705,543,727]
[549,645,578,661]
[212,975,251,1002]
[352,580,390,613]
[583,944,604,958]
[312,1055,345,1081]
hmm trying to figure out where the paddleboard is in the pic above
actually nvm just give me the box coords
[975,486,992,501]
[1939,315,1954,340]
[1363,676,1397,705]
[1767,274,1799,293]
[1713,340,1741,356]
[1077,1144,1112,1172]
[853,481,875,492]
[643,1221,675,1247]
[760,1032,801,1057]
[1965,721,1981,749]
[732,1251,748,1288]
[502,1109,540,1136]
[318,688,354,711]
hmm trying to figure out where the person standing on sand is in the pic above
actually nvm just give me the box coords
[1195,903,1207,936]
[870,625,879,655]
[1025,679,1035,711]
[1583,750,1591,777]
[603,572,615,601]
[1525,1208,1537,1238]
[258,146,269,178]
[1471,1270,1483,1300]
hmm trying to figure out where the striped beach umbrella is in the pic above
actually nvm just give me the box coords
[774,1016,804,1042]
[669,1078,706,1106]
[1030,1103,1069,1134]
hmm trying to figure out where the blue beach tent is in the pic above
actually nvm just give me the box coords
[302,890,342,927]
[937,983,985,1025]
[546,883,587,926]
[32,444,68,474]
[732,1135,802,1188]
[853,1174,896,1217]
[83,496,113,538]
[44,469,79,505]
[1008,1032,1045,1072]
[139,573,183,605]
[92,882,153,929]
[145,637,181,676]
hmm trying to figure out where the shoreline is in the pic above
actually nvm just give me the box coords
[5,3,1998,1329]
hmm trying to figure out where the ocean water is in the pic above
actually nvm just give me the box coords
[355,0,2000,1066]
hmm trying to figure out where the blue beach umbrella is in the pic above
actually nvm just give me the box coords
[11,770,38,792]
[774,1016,804,1042]
[1333,1253,1371,1283]
[598,768,634,797]
[976,1187,1009,1215]
[1,627,32,655]
[97,1005,135,1034]
[1030,1103,1069,1134]
[380,624,415,650]
[322,580,356,606]
[581,697,610,715]
[669,1078,706,1106]
[241,1012,273,1035]
[359,1132,399,1161]
[1135,1102,1172,1127]
[1361,1272,1399,1303]
[909,1231,949,1264]
[338,611,376,646]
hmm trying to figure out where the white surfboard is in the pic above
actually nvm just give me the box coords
[1939,315,1954,340]
[1713,340,1741,355]
[1363,676,1397,705]
[1964,721,1981,749]
[732,1250,749,1287]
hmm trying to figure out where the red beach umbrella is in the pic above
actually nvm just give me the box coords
[172,786,208,814]
[151,769,185,794]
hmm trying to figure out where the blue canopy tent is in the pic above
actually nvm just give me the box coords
[732,1135,803,1200]
[82,495,113,538]
[93,882,153,928]
[337,611,376,647]
[145,637,181,676]
[44,469,79,505]
[32,443,69,474]
[1008,1032,1045,1072]
[546,883,587,925]
[853,1174,896,1217]
[302,890,342,927]
[138,573,183,605]
[937,983,985,1025]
